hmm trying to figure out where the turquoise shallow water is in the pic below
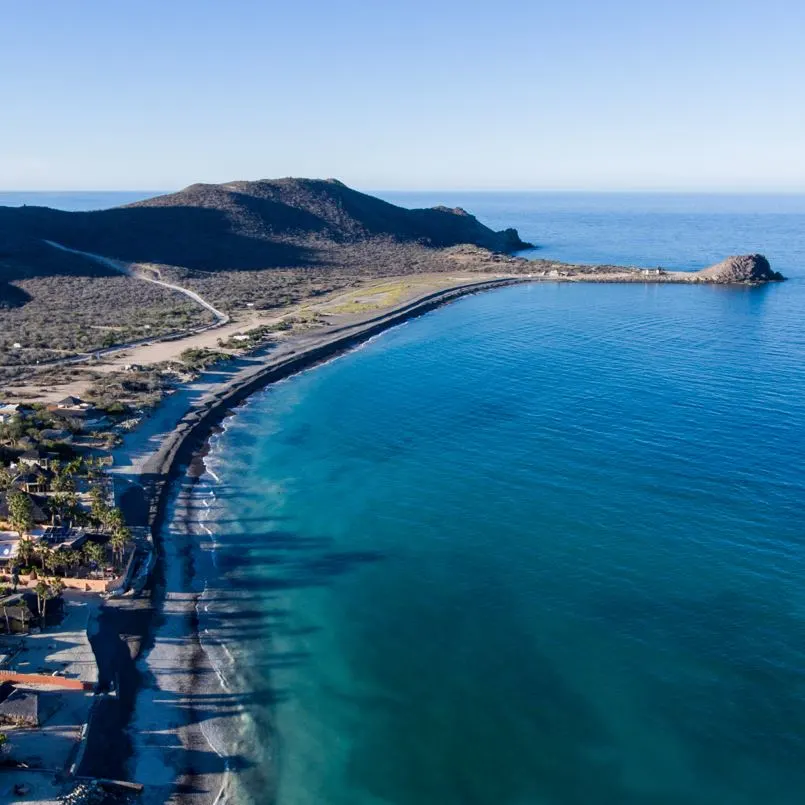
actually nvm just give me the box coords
[144,192,803,805]
[196,282,805,803]
[10,193,803,801]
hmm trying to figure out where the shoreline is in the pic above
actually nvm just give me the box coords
[103,266,787,803]
[117,276,533,804]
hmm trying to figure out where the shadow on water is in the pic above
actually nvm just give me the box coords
[109,470,392,801]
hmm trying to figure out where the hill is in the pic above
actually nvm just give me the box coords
[0,179,531,376]
[0,178,531,275]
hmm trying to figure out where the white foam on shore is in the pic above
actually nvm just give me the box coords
[191,463,260,805]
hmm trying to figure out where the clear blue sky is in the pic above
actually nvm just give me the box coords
[2,0,803,191]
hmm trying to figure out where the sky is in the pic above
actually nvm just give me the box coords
[2,0,803,191]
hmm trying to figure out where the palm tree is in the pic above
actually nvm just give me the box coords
[65,457,83,477]
[62,548,80,577]
[109,526,130,570]
[44,548,63,577]
[89,486,106,525]
[83,541,106,573]
[17,537,35,569]
[34,580,50,620]
[52,468,76,494]
[33,543,51,571]
[50,577,65,608]
[0,467,13,491]
[50,491,79,528]
[7,491,33,539]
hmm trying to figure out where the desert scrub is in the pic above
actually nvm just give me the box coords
[178,348,232,371]
[0,274,214,366]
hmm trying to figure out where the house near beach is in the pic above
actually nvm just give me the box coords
[46,396,98,421]
[0,595,37,633]
[39,427,74,444]
[18,448,56,471]
[54,396,88,410]
[15,469,54,495]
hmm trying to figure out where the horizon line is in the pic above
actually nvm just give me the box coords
[2,187,805,195]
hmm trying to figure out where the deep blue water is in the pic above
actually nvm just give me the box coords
[7,189,805,803]
[180,195,805,804]
[381,191,805,276]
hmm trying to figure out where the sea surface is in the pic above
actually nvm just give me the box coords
[0,190,159,210]
[8,190,805,803]
[183,195,805,804]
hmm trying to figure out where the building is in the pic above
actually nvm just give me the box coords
[55,396,89,410]
[39,428,74,444]
[15,469,54,495]
[47,396,95,419]
[79,416,112,433]
[0,595,37,632]
[0,683,39,726]
[18,448,56,471]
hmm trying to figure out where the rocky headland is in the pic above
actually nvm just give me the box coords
[693,253,785,284]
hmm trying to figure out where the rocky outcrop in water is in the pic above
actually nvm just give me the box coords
[695,254,785,284]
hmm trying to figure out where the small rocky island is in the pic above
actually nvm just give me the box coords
[694,254,785,284]
[517,251,785,285]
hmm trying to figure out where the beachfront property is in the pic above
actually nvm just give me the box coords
[48,396,92,414]
[14,468,54,495]
[17,447,57,472]
[38,427,74,444]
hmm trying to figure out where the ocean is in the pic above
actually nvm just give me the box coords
[7,190,805,803]
[186,194,805,804]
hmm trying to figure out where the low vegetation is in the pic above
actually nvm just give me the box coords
[178,347,233,371]
[0,273,213,368]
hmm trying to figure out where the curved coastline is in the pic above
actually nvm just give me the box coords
[128,276,533,804]
[123,261,788,804]
[142,277,531,524]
